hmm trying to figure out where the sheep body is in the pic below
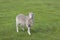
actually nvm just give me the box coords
[16,12,33,35]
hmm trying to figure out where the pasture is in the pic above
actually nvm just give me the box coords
[0,0,60,40]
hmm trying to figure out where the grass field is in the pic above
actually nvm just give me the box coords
[0,0,60,40]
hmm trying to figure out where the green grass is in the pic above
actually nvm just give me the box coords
[0,0,60,40]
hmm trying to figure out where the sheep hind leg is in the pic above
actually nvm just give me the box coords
[16,23,19,32]
[16,18,19,32]
[20,24,25,31]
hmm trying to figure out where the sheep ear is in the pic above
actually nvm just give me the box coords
[29,12,33,18]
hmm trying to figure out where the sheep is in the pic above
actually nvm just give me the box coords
[16,12,34,35]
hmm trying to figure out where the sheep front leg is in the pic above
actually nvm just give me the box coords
[28,27,31,35]
[26,24,31,35]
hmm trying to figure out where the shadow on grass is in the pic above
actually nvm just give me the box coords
[31,26,56,34]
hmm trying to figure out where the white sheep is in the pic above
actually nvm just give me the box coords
[16,12,34,35]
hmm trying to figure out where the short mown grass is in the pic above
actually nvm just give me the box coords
[0,0,60,40]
